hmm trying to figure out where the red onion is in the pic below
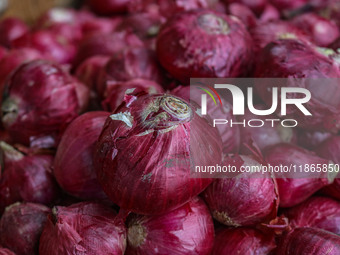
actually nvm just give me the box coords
[0,18,28,48]
[94,92,222,215]
[276,227,340,255]
[97,46,164,98]
[297,130,332,150]
[291,13,339,47]
[329,37,340,51]
[0,202,50,255]
[0,142,60,213]
[39,202,126,255]
[227,3,258,29]
[156,10,253,84]
[250,21,310,54]
[88,0,130,15]
[254,39,340,132]
[74,31,143,67]
[270,0,308,11]
[212,227,276,255]
[259,4,280,23]
[81,17,121,38]
[203,154,279,226]
[284,196,340,234]
[0,248,15,255]
[126,197,214,255]
[54,111,110,200]
[171,85,240,153]
[264,143,335,207]
[1,60,80,146]
[239,104,297,153]
[102,79,164,112]
[224,0,267,15]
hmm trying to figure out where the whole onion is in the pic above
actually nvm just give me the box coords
[74,31,143,67]
[297,130,332,150]
[12,30,76,65]
[212,227,276,255]
[284,196,340,235]
[203,154,279,226]
[102,79,164,112]
[1,60,80,146]
[224,0,267,15]
[94,92,222,215]
[81,17,121,38]
[291,13,339,47]
[0,202,50,255]
[264,143,335,207]
[156,10,253,84]
[276,227,340,255]
[0,247,15,255]
[88,0,130,15]
[227,3,257,29]
[39,202,126,255]
[270,0,308,11]
[54,111,110,200]
[250,21,310,54]
[171,85,240,153]
[239,104,297,153]
[0,18,28,48]
[126,197,214,255]
[97,46,164,97]
[254,39,340,132]
[0,142,60,213]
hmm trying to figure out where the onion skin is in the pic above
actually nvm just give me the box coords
[0,202,50,255]
[94,93,222,215]
[126,197,214,255]
[0,18,28,48]
[88,0,130,15]
[297,130,332,150]
[102,79,164,112]
[171,85,240,153]
[224,0,267,15]
[156,10,253,84]
[0,142,60,214]
[203,155,279,226]
[54,111,110,200]
[0,248,15,255]
[259,4,280,23]
[270,0,308,11]
[254,39,340,132]
[276,227,340,255]
[1,60,80,146]
[264,143,334,207]
[227,3,257,29]
[291,13,339,47]
[39,202,127,255]
[284,196,340,235]
[212,227,276,255]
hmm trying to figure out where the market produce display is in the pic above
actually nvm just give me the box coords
[0,0,340,254]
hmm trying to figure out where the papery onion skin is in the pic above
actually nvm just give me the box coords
[0,142,60,213]
[102,79,164,112]
[0,247,16,255]
[126,197,214,255]
[0,18,28,48]
[203,154,279,226]
[1,60,80,146]
[54,111,110,200]
[94,93,222,215]
[284,196,340,235]
[254,39,340,132]
[0,202,50,255]
[264,143,334,207]
[276,227,340,255]
[171,85,240,153]
[212,227,276,255]
[291,13,339,47]
[88,0,130,15]
[156,10,253,84]
[39,202,127,255]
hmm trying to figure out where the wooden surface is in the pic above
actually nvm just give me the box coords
[2,0,72,23]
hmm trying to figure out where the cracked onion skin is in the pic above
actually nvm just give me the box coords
[254,39,340,132]
[94,92,222,215]
[0,202,50,255]
[54,111,110,200]
[39,202,126,255]
[126,197,214,255]
[202,155,279,227]
[156,10,253,84]
[284,196,340,235]
[212,227,276,255]
[276,227,340,255]
[1,60,80,146]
